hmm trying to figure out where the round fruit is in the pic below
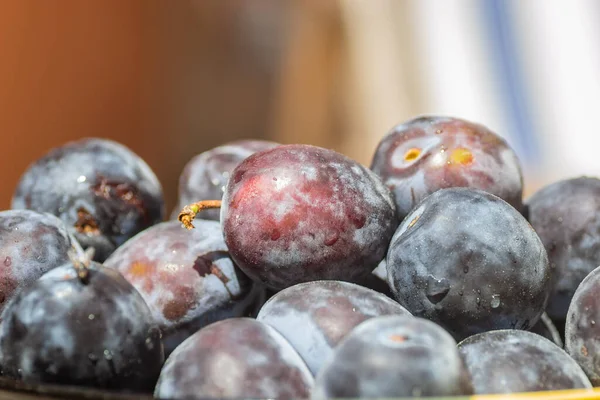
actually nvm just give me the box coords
[0,260,164,391]
[179,144,397,290]
[459,330,591,394]
[256,280,410,375]
[0,210,82,313]
[527,177,600,323]
[370,116,523,221]
[387,187,550,341]
[172,140,280,221]
[565,265,600,385]
[104,220,266,355]
[154,318,313,399]
[12,138,164,262]
[313,315,472,399]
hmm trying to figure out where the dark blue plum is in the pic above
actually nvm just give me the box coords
[104,220,265,356]
[0,260,164,392]
[0,210,82,313]
[459,330,591,394]
[256,280,410,375]
[172,140,279,221]
[154,318,313,399]
[313,315,472,399]
[387,187,550,341]
[527,177,600,323]
[12,138,164,262]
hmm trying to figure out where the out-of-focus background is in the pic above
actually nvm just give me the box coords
[1,0,599,211]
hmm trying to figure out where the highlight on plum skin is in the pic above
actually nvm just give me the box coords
[104,220,266,356]
[370,116,524,222]
[179,144,397,291]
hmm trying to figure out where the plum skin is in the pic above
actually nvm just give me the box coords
[565,265,600,385]
[173,139,280,221]
[154,318,313,399]
[370,116,523,221]
[527,177,600,323]
[256,280,411,376]
[0,210,82,313]
[11,138,165,262]
[458,330,591,394]
[313,315,472,399]
[104,220,266,356]
[220,144,397,290]
[0,262,164,392]
[386,187,550,341]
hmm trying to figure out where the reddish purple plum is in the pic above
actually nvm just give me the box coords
[104,220,265,355]
[154,318,313,399]
[371,116,523,221]
[257,280,411,375]
[180,144,397,290]
[172,139,280,221]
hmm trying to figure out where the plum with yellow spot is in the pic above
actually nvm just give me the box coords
[104,220,265,356]
[179,144,397,291]
[370,116,523,221]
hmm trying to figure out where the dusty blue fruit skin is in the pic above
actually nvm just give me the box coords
[313,315,472,399]
[154,318,313,400]
[104,220,266,356]
[11,138,165,262]
[256,280,411,376]
[386,187,550,341]
[0,210,82,314]
[0,262,164,392]
[527,177,600,323]
[172,140,280,221]
[565,265,600,385]
[459,330,591,394]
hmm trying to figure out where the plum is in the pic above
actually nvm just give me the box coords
[370,116,523,221]
[256,280,410,375]
[0,210,82,313]
[459,330,591,393]
[527,177,600,323]
[154,318,313,399]
[313,315,472,399]
[387,187,550,341]
[12,138,164,262]
[565,265,600,385]
[179,144,397,290]
[172,139,279,221]
[0,259,164,392]
[104,220,265,355]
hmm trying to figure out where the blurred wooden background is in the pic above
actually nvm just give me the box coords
[1,1,599,211]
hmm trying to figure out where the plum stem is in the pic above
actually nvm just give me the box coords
[67,248,91,284]
[178,200,222,230]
